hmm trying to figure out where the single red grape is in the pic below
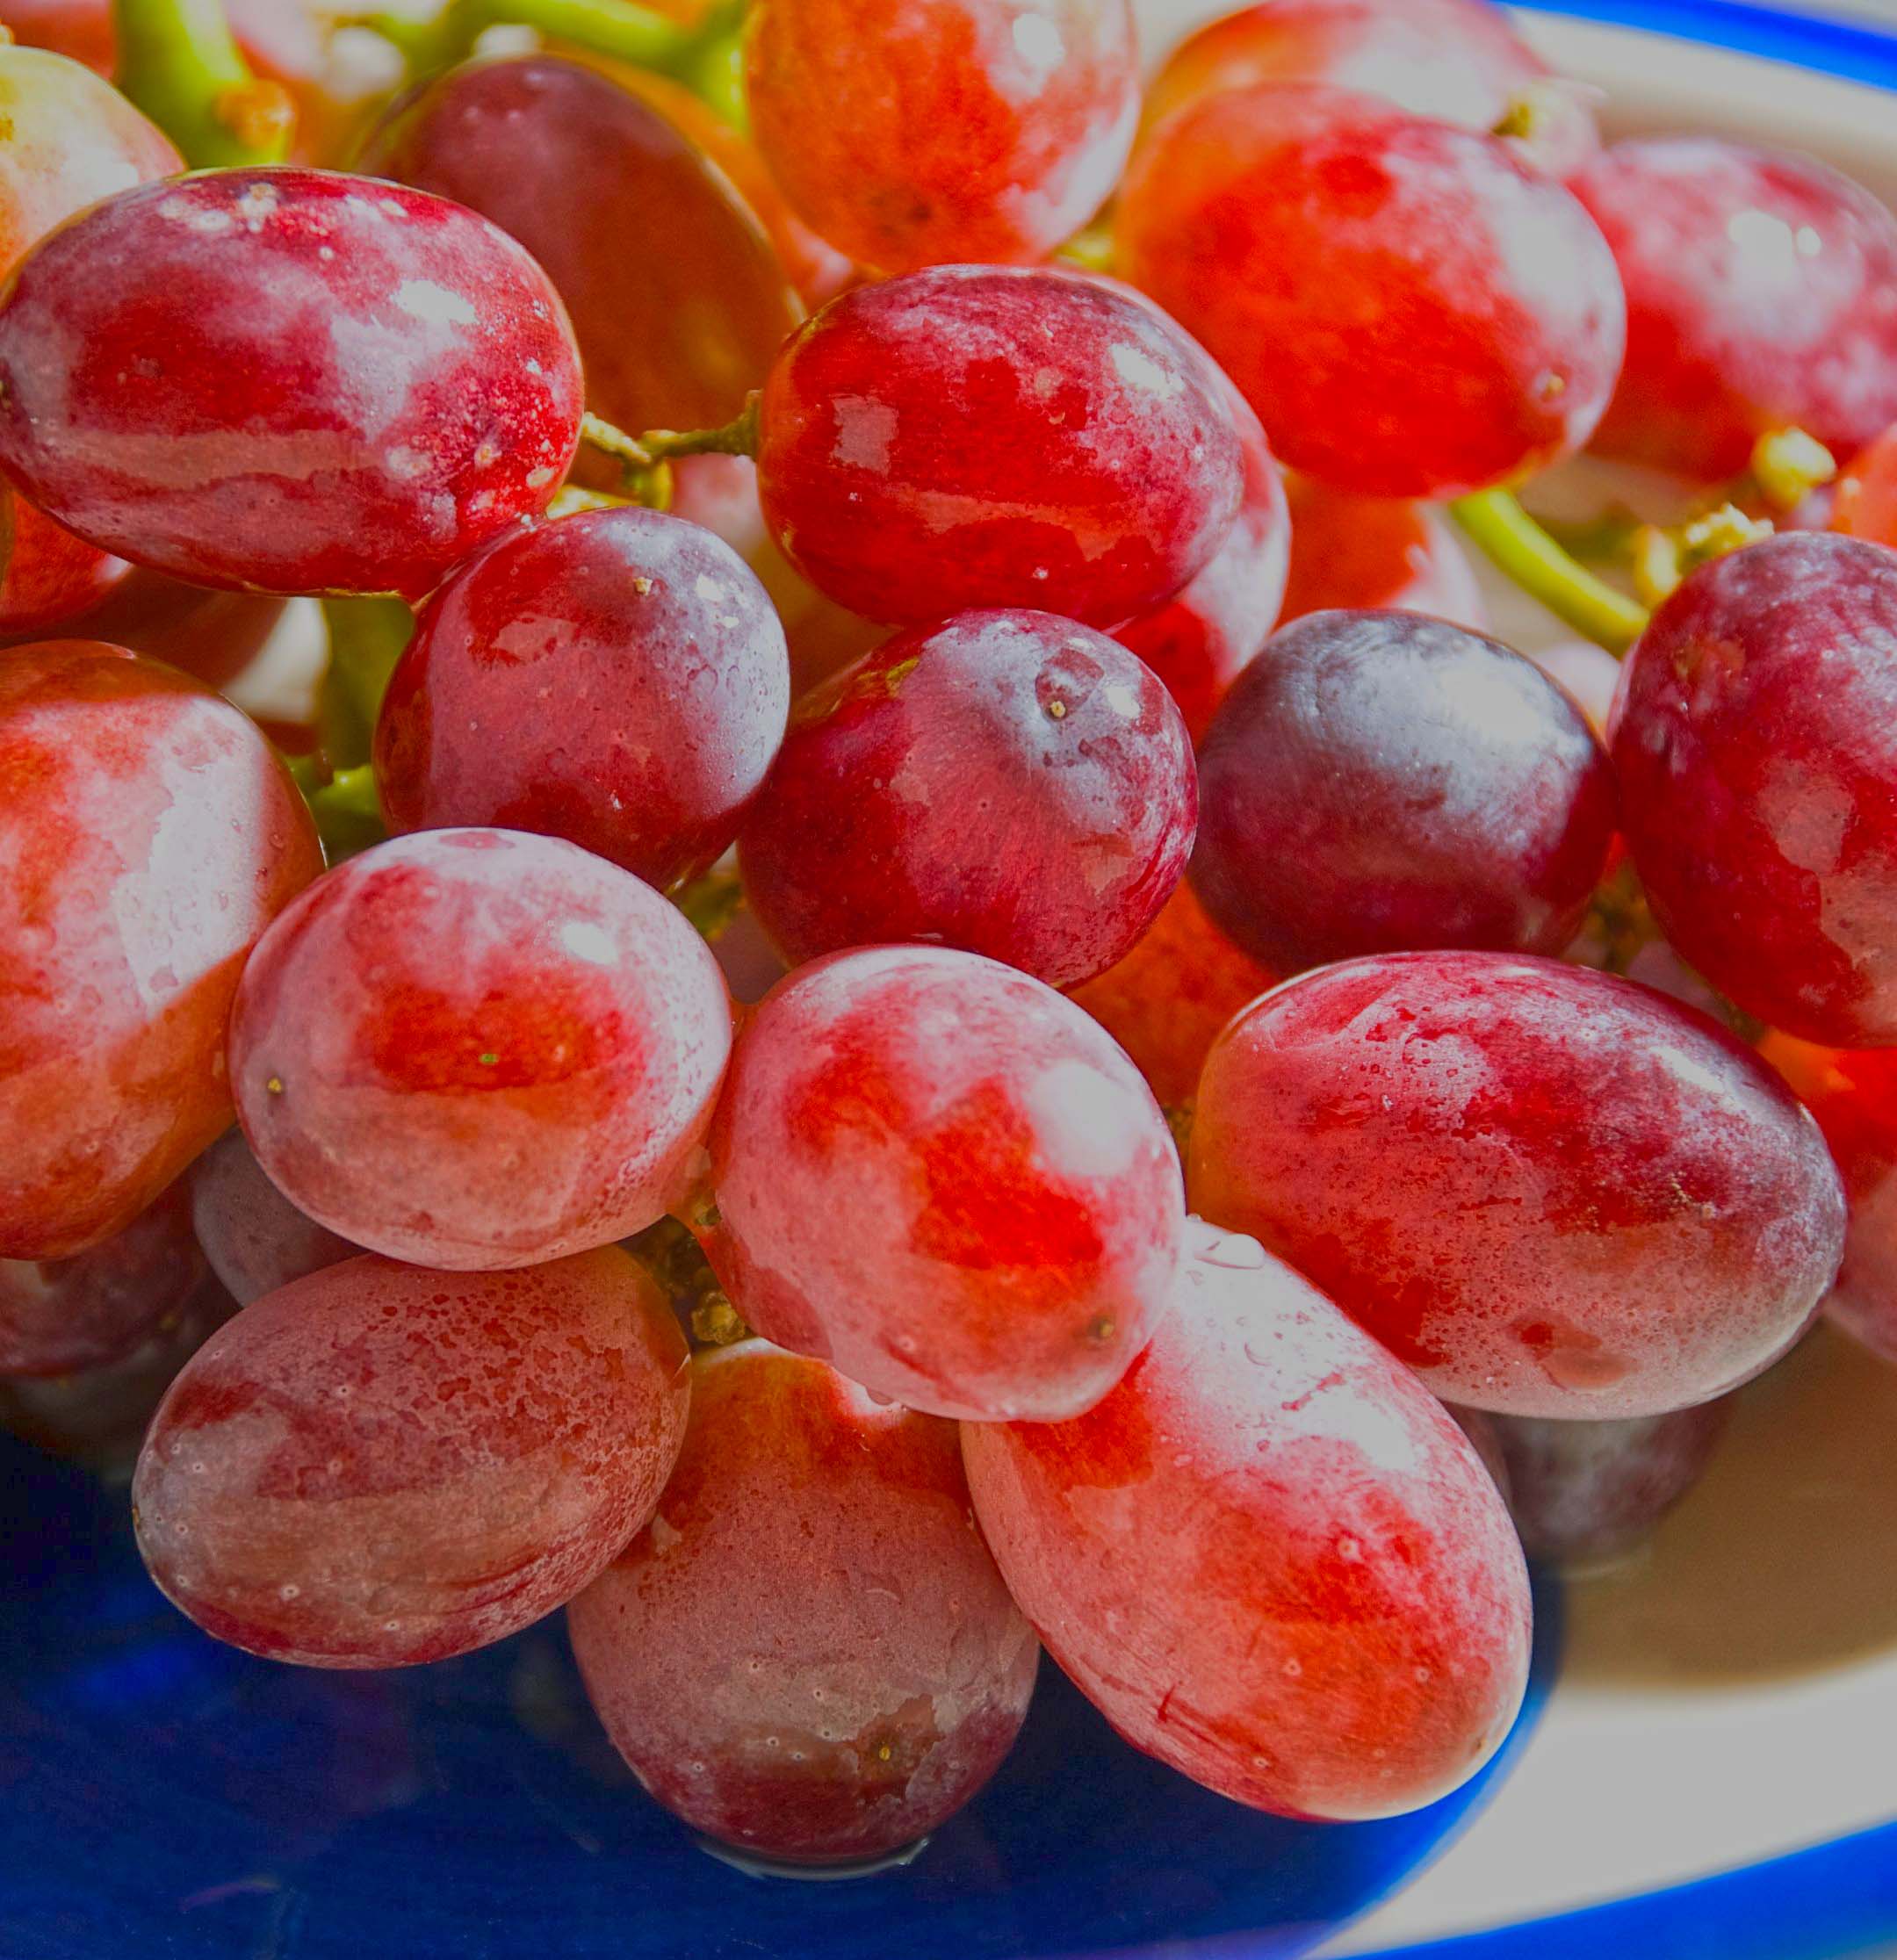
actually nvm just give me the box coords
[133,1245,691,1667]
[1112,379,1290,743]
[0,642,322,1261]
[191,1128,359,1308]
[1067,878,1278,1109]
[697,945,1185,1421]
[0,486,128,637]
[1278,477,1488,630]
[1118,84,1626,501]
[754,265,1244,628]
[357,56,803,435]
[1191,609,1616,973]
[569,1340,1038,1864]
[1143,0,1597,179]
[1190,952,1845,1417]
[963,1217,1532,1821]
[1480,1400,1732,1569]
[0,1178,204,1378]
[738,609,1197,988]
[376,508,790,892]
[1612,531,1897,1047]
[0,169,584,600]
[745,0,1137,273]
[1572,139,1897,480]
[229,828,733,1271]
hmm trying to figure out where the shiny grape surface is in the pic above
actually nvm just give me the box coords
[229,829,732,1270]
[0,642,322,1260]
[963,1218,1532,1821]
[376,507,790,891]
[754,265,1244,627]
[745,0,1138,272]
[1191,609,1616,973]
[0,169,584,600]
[1119,83,1626,500]
[1190,953,1846,1417]
[1612,532,1897,1046]
[133,1247,691,1667]
[1574,138,1897,479]
[738,609,1197,988]
[568,1341,1039,1863]
[191,1128,359,1308]
[0,1178,204,1378]
[698,945,1185,1422]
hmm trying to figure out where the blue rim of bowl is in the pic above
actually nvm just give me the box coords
[1331,9,1897,1957]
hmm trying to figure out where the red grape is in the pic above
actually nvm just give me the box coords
[229,828,733,1270]
[1190,952,1845,1417]
[133,1245,691,1667]
[0,1178,204,1378]
[0,169,584,600]
[745,0,1137,273]
[1142,0,1597,180]
[697,945,1185,1421]
[375,508,790,891]
[1834,422,1897,547]
[1278,477,1488,630]
[191,1128,359,1308]
[31,569,292,690]
[1612,532,1897,1047]
[1118,84,1626,500]
[357,55,803,435]
[754,265,1244,628]
[1572,139,1897,480]
[1191,609,1616,973]
[0,642,322,1260]
[962,1218,1531,1821]
[568,1340,1038,1864]
[1480,1400,1732,1569]
[0,486,128,637]
[1068,878,1277,1109]
[1112,380,1291,743]
[738,609,1197,988]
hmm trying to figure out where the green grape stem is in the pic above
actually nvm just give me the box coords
[580,398,761,481]
[1449,488,1652,654]
[372,0,747,90]
[112,0,294,167]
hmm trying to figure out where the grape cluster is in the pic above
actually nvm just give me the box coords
[4,0,1896,1881]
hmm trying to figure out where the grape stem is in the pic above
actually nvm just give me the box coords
[364,0,746,90]
[112,0,294,167]
[581,397,761,476]
[1450,489,1651,653]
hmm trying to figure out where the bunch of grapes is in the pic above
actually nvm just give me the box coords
[4,0,1897,1882]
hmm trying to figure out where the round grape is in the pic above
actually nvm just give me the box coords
[568,1340,1038,1864]
[738,609,1196,988]
[1190,952,1845,1417]
[963,1218,1532,1821]
[376,507,790,891]
[191,1128,359,1308]
[697,945,1185,1422]
[133,1246,690,1667]
[228,828,732,1270]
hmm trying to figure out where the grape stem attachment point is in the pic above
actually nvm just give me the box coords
[112,0,295,167]
[1450,488,1651,654]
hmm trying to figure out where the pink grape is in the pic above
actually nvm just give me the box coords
[569,1340,1038,1863]
[962,1218,1532,1821]
[133,1246,690,1667]
[228,829,732,1271]
[190,1128,358,1308]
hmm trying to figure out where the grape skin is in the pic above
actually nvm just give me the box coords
[962,1219,1532,1822]
[0,169,585,601]
[698,945,1186,1423]
[229,829,733,1272]
[0,642,323,1260]
[191,1128,359,1308]
[737,609,1197,990]
[1118,83,1627,501]
[1612,532,1897,1047]
[0,490,129,637]
[745,0,1138,273]
[1278,478,1488,630]
[376,508,791,893]
[1190,952,1846,1418]
[754,265,1244,629]
[133,1247,691,1668]
[568,1341,1039,1864]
